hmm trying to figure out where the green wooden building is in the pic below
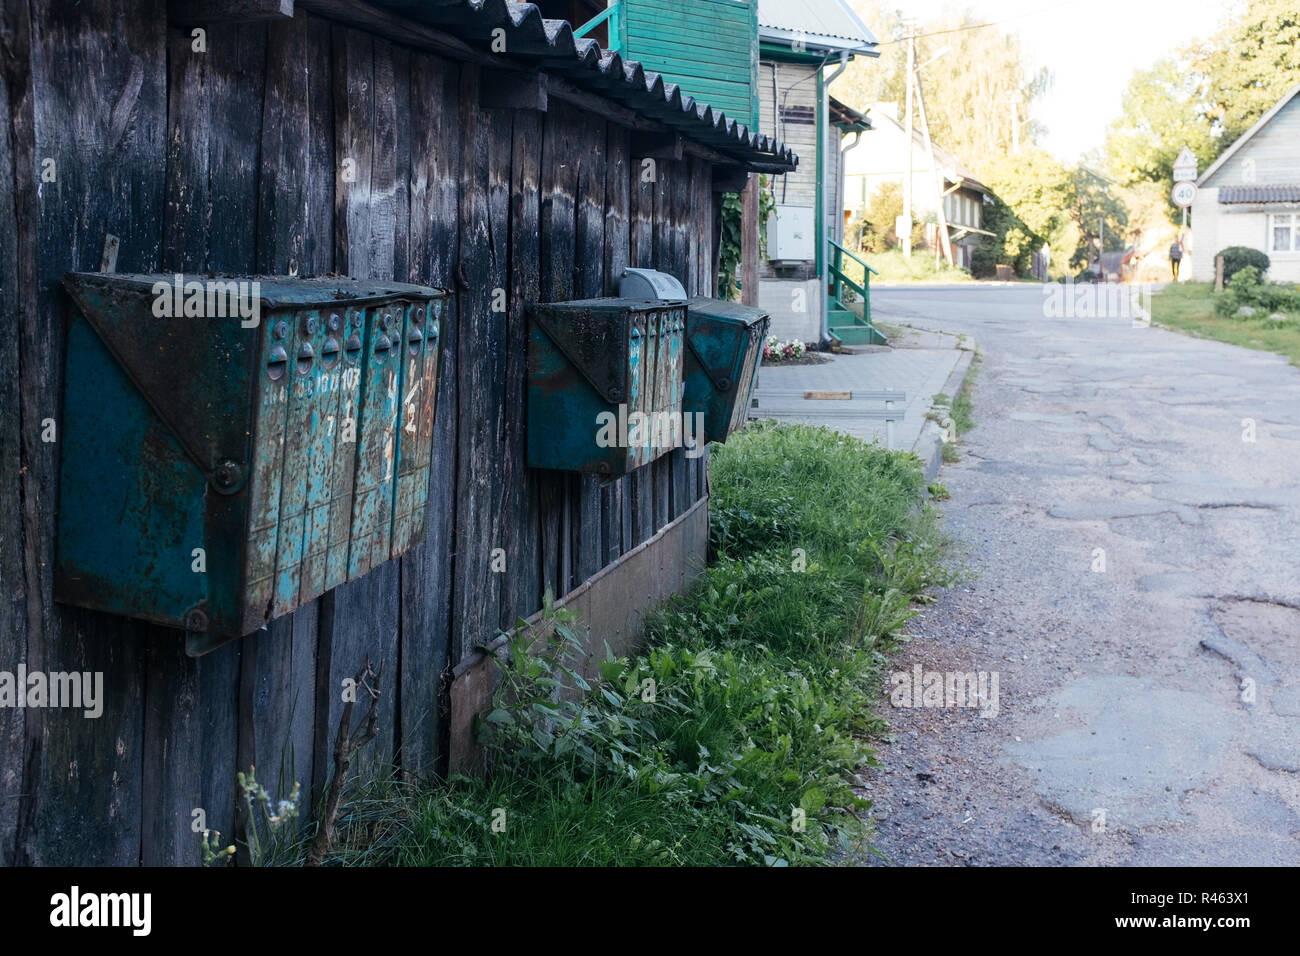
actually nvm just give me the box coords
[575,0,760,129]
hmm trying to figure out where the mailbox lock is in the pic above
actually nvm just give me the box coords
[211,459,244,494]
[415,307,425,323]
[718,378,732,391]
[381,312,394,331]
[303,315,318,335]
[267,345,289,380]
[184,608,209,632]
[608,386,624,402]
[321,337,341,369]
[274,320,289,340]
[328,312,342,332]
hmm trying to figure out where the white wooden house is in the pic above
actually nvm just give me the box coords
[1190,80,1300,283]
[756,0,878,343]
[842,103,994,270]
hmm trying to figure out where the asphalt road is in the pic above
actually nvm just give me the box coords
[861,284,1300,866]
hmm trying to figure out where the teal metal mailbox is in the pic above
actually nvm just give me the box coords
[683,297,769,445]
[54,273,447,655]
[527,298,687,476]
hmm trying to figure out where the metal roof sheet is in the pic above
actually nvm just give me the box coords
[758,0,877,48]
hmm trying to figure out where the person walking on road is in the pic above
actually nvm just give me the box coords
[1169,239,1183,280]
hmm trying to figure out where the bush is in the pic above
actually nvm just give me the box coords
[1213,265,1300,318]
[1219,246,1270,282]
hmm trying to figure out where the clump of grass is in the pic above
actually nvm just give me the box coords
[330,423,948,867]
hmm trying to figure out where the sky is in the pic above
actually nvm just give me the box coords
[856,0,1235,163]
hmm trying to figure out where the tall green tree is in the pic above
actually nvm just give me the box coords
[1104,0,1300,220]
[1192,0,1300,147]
[838,2,1048,161]
[982,149,1076,276]
[1102,57,1215,188]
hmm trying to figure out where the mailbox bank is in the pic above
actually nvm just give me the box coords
[54,274,447,654]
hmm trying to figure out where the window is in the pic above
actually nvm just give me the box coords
[1271,213,1297,253]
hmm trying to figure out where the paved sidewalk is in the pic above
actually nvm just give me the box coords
[748,341,968,455]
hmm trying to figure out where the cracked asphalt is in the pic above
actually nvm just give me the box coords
[860,285,1300,866]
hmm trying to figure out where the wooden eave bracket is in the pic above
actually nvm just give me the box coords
[169,0,294,23]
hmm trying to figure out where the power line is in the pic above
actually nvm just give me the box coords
[874,0,1078,45]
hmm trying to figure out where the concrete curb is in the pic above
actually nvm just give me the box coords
[911,344,976,484]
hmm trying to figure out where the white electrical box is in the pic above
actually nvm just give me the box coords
[768,205,815,261]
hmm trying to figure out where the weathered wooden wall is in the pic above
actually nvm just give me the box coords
[0,1,716,865]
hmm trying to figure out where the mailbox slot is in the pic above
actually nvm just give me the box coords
[683,297,770,445]
[527,297,687,476]
[54,273,447,654]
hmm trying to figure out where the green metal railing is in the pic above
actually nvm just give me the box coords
[573,1,623,53]
[827,238,886,346]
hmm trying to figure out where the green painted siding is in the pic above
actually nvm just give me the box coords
[622,0,758,128]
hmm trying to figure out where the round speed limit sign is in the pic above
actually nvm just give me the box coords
[1171,181,1198,208]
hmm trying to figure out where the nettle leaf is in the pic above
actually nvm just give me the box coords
[484,708,514,725]
[800,787,828,814]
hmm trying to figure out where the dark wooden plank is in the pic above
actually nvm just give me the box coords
[153,21,267,867]
[312,25,404,794]
[166,22,266,273]
[537,101,579,596]
[604,125,634,557]
[573,114,606,583]
[331,25,375,278]
[399,48,459,776]
[500,107,543,625]
[222,15,332,834]
[0,0,29,866]
[195,639,241,863]
[451,62,511,662]
[16,0,169,866]
[141,638,202,866]
[256,15,334,276]
[627,151,656,546]
[649,164,674,533]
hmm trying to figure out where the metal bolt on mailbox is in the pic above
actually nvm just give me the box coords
[527,296,687,476]
[54,273,448,655]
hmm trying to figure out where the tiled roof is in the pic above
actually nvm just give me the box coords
[366,0,797,170]
[1218,184,1300,204]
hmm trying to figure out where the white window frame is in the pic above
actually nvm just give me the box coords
[1269,212,1298,254]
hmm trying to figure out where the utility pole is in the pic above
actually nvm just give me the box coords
[901,19,916,259]
[915,68,953,266]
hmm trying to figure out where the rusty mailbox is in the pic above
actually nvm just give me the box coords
[527,298,687,476]
[618,269,769,446]
[682,297,769,445]
[54,273,447,654]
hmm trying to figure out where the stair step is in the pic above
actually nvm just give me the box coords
[828,324,888,347]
